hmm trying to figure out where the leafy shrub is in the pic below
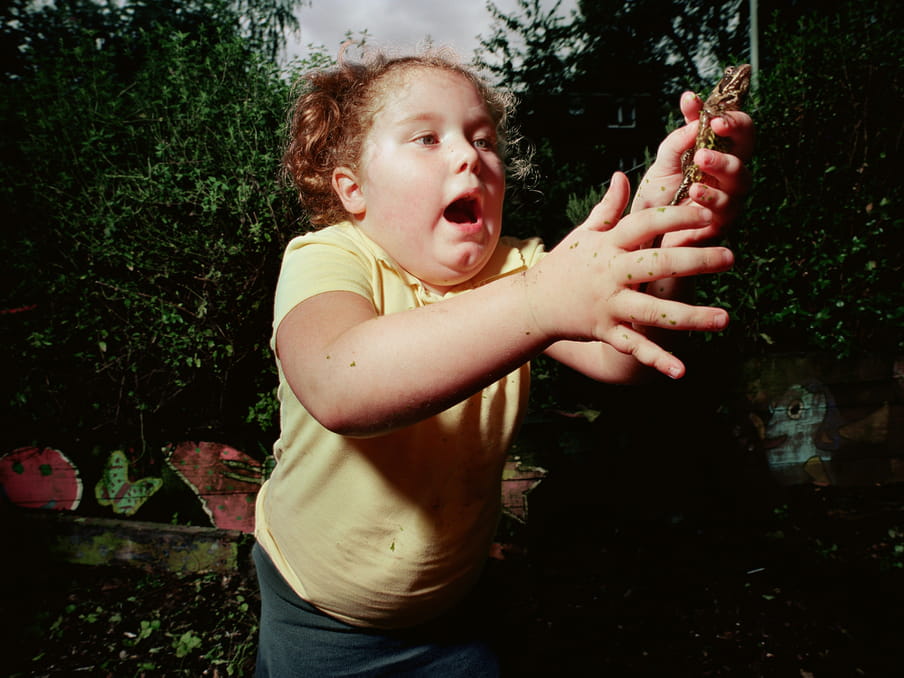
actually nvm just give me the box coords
[698,0,903,357]
[562,0,903,359]
[0,3,306,451]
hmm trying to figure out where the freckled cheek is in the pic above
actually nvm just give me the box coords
[486,166,506,208]
[391,169,444,209]
[485,187,505,229]
[371,173,438,221]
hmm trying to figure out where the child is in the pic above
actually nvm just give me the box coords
[254,49,754,676]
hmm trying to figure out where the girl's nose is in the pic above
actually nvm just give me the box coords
[452,138,481,175]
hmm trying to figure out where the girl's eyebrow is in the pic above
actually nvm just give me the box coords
[394,112,437,127]
[394,110,495,130]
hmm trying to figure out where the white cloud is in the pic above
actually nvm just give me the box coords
[287,0,576,63]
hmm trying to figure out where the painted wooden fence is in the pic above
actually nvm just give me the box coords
[2,353,900,572]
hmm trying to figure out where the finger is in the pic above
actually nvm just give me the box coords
[693,149,752,198]
[654,121,697,173]
[581,172,631,232]
[619,290,731,332]
[613,245,734,286]
[687,182,729,211]
[613,204,715,251]
[710,111,755,161]
[603,323,687,379]
[661,182,742,246]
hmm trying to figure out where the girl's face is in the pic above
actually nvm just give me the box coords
[333,67,506,294]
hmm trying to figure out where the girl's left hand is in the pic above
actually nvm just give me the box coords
[632,91,755,246]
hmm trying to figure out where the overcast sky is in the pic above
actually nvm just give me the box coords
[286,0,578,63]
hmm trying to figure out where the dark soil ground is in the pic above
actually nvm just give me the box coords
[3,482,904,677]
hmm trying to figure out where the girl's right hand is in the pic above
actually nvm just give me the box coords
[523,172,734,376]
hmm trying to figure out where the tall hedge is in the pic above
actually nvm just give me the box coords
[1,4,305,452]
[695,1,903,357]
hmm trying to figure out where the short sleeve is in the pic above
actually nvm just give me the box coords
[272,231,376,337]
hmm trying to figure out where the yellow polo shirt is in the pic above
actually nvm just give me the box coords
[255,221,544,629]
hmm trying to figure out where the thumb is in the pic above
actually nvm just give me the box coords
[581,172,631,232]
[679,90,703,123]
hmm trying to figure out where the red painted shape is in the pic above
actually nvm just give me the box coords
[0,446,83,510]
[165,442,263,533]
[501,458,547,523]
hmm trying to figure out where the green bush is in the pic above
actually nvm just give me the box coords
[699,1,903,357]
[1,3,306,451]
[562,0,903,359]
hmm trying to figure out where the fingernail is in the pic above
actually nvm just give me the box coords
[699,207,713,224]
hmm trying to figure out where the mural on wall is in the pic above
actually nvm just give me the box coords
[0,446,83,511]
[95,449,163,516]
[164,441,268,533]
[756,381,843,484]
[742,355,901,486]
[0,442,548,537]
[2,355,900,531]
[501,457,547,523]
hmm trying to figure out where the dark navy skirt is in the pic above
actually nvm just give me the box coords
[253,542,500,677]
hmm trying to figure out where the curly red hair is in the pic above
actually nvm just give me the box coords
[282,48,527,227]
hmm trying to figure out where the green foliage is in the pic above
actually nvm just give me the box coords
[24,569,259,675]
[0,1,311,449]
[2,0,899,464]
[480,0,748,96]
[519,0,902,358]
[479,0,581,95]
[480,0,751,248]
[695,0,904,357]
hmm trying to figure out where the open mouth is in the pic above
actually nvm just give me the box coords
[443,197,480,225]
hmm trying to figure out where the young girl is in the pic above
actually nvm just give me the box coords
[254,49,753,676]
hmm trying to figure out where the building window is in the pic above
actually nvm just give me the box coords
[609,97,637,129]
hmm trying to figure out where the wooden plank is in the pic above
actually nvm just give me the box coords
[9,510,252,574]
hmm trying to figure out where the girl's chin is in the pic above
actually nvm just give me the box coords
[434,258,494,291]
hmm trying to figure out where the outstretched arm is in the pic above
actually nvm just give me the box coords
[277,175,730,436]
[542,171,732,382]
[546,91,754,379]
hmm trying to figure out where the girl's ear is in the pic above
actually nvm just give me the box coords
[332,167,366,216]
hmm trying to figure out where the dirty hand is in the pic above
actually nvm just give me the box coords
[524,172,733,377]
[632,92,755,245]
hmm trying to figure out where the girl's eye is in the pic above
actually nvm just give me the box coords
[474,138,496,152]
[415,134,439,146]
